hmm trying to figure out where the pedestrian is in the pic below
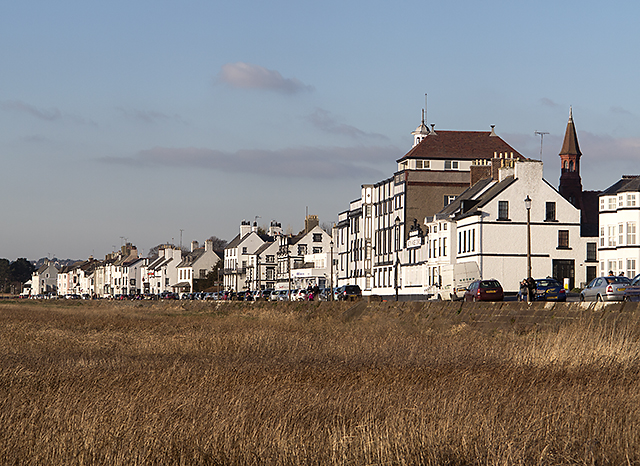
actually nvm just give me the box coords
[518,279,528,301]
[526,276,536,302]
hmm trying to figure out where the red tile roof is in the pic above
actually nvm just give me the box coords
[397,130,525,162]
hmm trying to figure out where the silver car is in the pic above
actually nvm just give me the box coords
[580,276,631,302]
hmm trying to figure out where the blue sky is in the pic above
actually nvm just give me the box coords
[2,0,640,260]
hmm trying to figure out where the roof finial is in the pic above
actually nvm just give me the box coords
[569,106,573,122]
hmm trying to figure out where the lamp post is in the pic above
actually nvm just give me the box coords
[525,195,532,280]
[330,240,334,301]
[395,216,400,302]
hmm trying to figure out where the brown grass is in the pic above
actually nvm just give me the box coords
[1,300,639,465]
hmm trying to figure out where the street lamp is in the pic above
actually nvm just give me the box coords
[524,195,532,280]
[395,216,401,302]
[330,240,334,301]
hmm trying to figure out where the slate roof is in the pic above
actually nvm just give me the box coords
[398,130,524,163]
[177,248,206,268]
[601,175,640,195]
[432,175,517,221]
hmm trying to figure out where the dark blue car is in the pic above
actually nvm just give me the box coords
[535,278,567,301]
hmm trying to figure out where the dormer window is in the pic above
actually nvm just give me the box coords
[444,160,459,170]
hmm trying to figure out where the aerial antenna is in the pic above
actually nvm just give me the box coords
[425,93,428,129]
[535,131,549,160]
[179,229,184,249]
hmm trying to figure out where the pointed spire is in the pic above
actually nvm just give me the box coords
[559,107,581,156]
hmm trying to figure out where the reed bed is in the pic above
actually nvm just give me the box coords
[0,300,639,465]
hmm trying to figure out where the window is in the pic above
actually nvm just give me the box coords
[313,233,322,242]
[628,193,637,207]
[199,269,206,279]
[608,197,617,210]
[545,202,556,221]
[608,225,616,247]
[415,160,422,169]
[558,230,569,249]
[619,224,625,246]
[586,243,597,262]
[242,247,247,254]
[442,238,447,256]
[627,259,636,278]
[619,195,624,207]
[600,227,605,247]
[444,195,456,207]
[600,198,605,211]
[498,201,509,220]
[444,160,459,170]
[628,222,637,245]
[313,247,322,254]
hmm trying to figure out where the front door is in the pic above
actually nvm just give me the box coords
[553,259,575,290]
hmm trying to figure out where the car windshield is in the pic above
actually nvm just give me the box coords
[536,279,560,287]
[605,277,631,284]
[479,281,501,289]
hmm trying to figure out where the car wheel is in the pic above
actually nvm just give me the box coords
[579,294,585,302]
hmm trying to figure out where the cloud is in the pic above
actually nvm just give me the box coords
[610,106,633,116]
[100,144,396,180]
[539,97,561,109]
[306,108,388,140]
[0,99,97,126]
[0,100,62,121]
[216,62,314,94]
[117,107,186,124]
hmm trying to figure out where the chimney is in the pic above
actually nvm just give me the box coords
[268,221,283,237]
[305,215,319,233]
[252,221,258,233]
[191,241,199,252]
[240,220,251,238]
[490,125,497,136]
[470,161,491,186]
[205,239,213,252]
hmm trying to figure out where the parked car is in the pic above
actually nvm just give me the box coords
[278,289,290,301]
[270,290,280,301]
[256,289,273,301]
[534,278,567,302]
[623,274,640,302]
[336,285,362,301]
[580,276,631,302]
[463,279,504,302]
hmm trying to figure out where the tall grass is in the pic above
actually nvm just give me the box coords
[1,300,639,465]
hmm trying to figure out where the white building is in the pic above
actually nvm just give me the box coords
[174,239,222,293]
[598,175,640,279]
[30,261,58,296]
[404,160,593,296]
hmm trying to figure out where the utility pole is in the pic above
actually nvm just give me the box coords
[535,131,549,160]
[179,229,184,250]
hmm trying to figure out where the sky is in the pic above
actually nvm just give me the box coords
[3,0,640,261]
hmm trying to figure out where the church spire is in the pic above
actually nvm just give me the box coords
[558,107,583,209]
[559,106,582,157]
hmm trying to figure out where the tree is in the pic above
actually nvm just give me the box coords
[193,260,223,292]
[9,258,34,284]
[0,259,10,293]
[206,236,228,251]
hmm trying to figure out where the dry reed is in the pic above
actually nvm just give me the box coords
[0,300,639,465]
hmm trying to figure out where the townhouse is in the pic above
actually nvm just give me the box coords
[174,239,222,293]
[30,260,58,296]
[598,176,640,278]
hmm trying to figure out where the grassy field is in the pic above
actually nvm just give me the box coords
[1,299,639,465]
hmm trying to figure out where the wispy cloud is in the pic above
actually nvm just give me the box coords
[539,97,561,109]
[216,62,314,94]
[0,99,97,126]
[610,106,633,116]
[116,107,186,125]
[306,108,388,140]
[100,144,396,179]
[1,100,62,121]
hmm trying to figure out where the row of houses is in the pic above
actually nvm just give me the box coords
[26,107,640,299]
[329,108,640,298]
[28,240,223,298]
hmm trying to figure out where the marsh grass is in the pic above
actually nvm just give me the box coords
[1,300,639,465]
